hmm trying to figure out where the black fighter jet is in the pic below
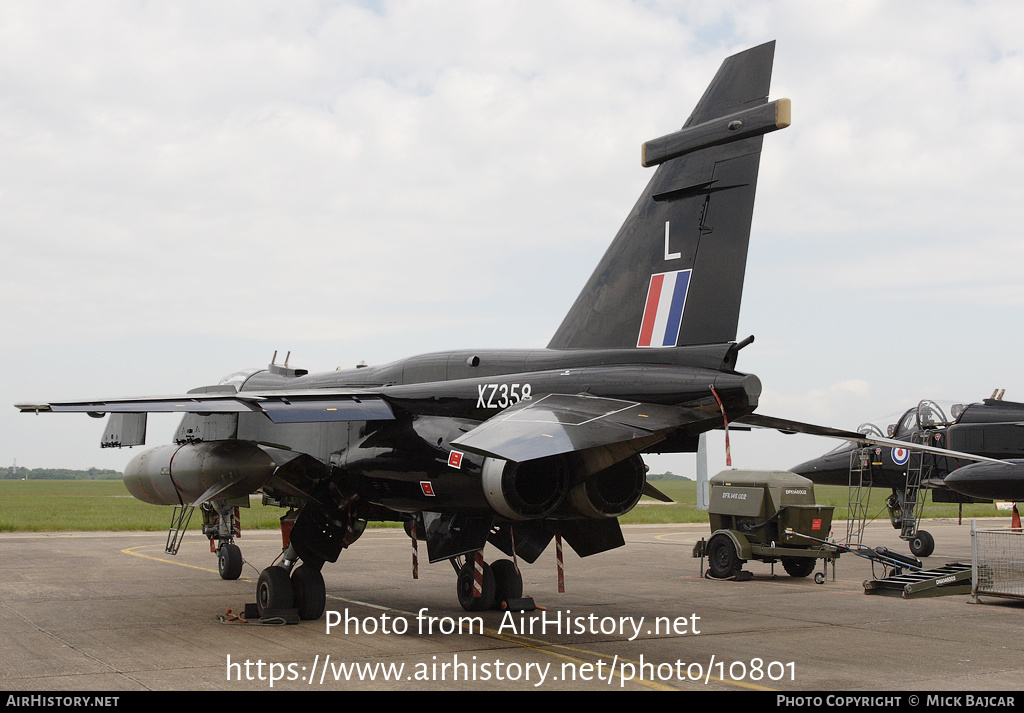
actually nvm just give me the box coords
[928,394,1024,503]
[786,395,1024,556]
[19,42,789,618]
[14,42,993,619]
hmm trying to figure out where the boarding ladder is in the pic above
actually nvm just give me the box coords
[898,431,936,542]
[846,446,875,545]
[165,504,196,555]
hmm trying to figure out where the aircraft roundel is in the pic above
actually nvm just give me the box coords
[891,447,910,466]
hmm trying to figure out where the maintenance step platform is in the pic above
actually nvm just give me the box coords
[863,562,973,599]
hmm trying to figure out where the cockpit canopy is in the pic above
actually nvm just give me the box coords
[823,399,966,456]
[218,368,263,391]
[866,400,964,439]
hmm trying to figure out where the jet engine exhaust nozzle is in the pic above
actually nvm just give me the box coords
[567,454,647,518]
[481,457,569,521]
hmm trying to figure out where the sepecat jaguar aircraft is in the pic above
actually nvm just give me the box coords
[14,42,998,620]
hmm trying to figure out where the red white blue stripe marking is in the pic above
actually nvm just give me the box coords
[637,269,692,348]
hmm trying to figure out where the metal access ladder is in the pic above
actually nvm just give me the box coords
[846,446,874,545]
[901,428,933,540]
[898,431,935,542]
[165,504,195,555]
[863,562,973,599]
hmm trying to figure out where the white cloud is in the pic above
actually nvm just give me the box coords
[2,1,1023,470]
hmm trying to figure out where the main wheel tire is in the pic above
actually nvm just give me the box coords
[456,558,496,612]
[256,566,294,617]
[707,533,741,579]
[491,559,523,608]
[781,556,816,578]
[291,565,326,620]
[217,543,243,580]
[909,530,935,558]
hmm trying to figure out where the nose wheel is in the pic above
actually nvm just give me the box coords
[909,530,935,558]
[217,542,243,580]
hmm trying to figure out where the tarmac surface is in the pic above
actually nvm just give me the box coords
[1,517,1022,693]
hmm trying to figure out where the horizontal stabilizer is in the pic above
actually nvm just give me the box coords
[642,482,674,503]
[452,393,704,462]
[740,413,1011,465]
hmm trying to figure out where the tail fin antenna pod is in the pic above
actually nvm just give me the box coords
[642,98,791,168]
[548,41,789,351]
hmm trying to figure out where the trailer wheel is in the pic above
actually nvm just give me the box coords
[781,556,815,578]
[814,572,826,584]
[909,530,934,558]
[707,533,741,579]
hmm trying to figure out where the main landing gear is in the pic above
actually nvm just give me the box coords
[452,553,524,612]
[255,548,327,621]
[253,509,325,620]
[169,500,327,620]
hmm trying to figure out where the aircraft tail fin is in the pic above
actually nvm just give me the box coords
[548,41,788,350]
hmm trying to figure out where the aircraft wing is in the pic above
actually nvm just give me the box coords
[451,393,707,463]
[15,389,395,424]
[739,413,1011,465]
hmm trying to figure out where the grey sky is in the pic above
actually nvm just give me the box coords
[3,1,1022,477]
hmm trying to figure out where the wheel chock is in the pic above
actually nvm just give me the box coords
[501,596,536,612]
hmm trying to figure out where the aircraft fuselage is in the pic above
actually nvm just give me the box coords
[167,345,760,516]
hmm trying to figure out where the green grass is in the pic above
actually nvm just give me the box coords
[622,479,708,524]
[0,478,1012,532]
[623,479,1008,525]
[0,480,290,532]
